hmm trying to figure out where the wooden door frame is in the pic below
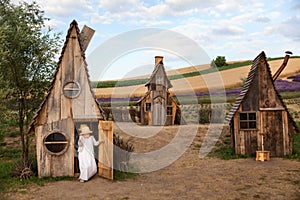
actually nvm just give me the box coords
[260,109,285,156]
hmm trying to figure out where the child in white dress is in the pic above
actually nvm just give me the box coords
[78,125,103,182]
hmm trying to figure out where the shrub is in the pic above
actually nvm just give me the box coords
[212,56,227,68]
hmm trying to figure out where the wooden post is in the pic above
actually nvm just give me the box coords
[256,133,270,161]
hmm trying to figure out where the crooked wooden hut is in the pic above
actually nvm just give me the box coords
[137,56,179,126]
[226,51,299,157]
[29,20,113,179]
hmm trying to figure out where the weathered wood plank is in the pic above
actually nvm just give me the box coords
[80,25,95,53]
[98,121,113,180]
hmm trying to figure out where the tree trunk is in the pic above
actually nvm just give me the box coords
[19,96,28,165]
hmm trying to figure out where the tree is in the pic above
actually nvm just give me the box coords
[0,0,61,166]
[212,56,227,68]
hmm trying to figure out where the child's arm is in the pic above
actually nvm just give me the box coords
[78,136,83,146]
[93,136,104,146]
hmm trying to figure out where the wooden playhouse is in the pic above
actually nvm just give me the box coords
[29,20,113,179]
[226,51,299,157]
[137,56,180,126]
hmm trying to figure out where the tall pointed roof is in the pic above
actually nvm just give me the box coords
[145,60,173,89]
[226,51,298,132]
[28,20,105,133]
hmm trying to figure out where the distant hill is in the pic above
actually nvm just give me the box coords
[94,57,300,98]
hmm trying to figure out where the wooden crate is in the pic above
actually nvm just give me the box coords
[256,151,270,161]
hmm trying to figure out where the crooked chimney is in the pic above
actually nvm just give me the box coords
[155,56,163,65]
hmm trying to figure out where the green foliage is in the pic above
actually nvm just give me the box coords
[212,56,228,68]
[267,56,300,61]
[0,148,22,160]
[209,146,249,160]
[95,78,148,88]
[0,161,15,192]
[113,169,137,181]
[285,123,300,159]
[0,0,61,165]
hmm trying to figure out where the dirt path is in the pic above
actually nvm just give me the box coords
[4,124,300,200]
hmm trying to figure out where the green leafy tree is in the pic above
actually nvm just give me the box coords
[0,0,61,166]
[212,56,227,68]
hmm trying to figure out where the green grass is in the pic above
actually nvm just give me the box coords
[113,164,138,181]
[0,148,22,160]
[0,161,15,192]
[280,92,300,99]
[285,124,300,160]
[209,146,249,160]
[113,169,137,181]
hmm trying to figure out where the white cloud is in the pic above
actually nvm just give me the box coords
[292,4,300,10]
[264,15,300,40]
[99,0,140,12]
[40,0,94,17]
[165,0,220,11]
[212,26,245,36]
[254,16,271,23]
[44,19,66,30]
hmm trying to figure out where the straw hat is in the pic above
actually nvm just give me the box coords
[78,124,88,131]
[80,126,93,135]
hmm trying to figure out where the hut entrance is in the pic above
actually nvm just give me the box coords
[74,120,113,180]
[153,97,166,126]
[74,120,99,174]
[261,110,284,157]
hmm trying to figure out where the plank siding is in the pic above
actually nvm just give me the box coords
[37,118,74,177]
[32,21,108,178]
[98,121,113,180]
[138,57,178,126]
[227,52,298,157]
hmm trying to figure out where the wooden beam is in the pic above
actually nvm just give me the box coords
[259,107,285,111]
[80,25,95,53]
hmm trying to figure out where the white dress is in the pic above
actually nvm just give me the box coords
[78,135,99,181]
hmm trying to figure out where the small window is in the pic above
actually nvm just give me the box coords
[151,84,156,90]
[156,76,163,84]
[44,132,68,155]
[145,103,151,112]
[63,81,81,98]
[239,112,256,130]
[167,107,172,115]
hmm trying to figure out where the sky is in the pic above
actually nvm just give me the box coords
[14,0,300,80]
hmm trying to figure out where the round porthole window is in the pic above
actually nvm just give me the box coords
[44,132,68,155]
[63,81,81,98]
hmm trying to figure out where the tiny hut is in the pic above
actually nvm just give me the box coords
[137,56,179,126]
[29,20,113,179]
[226,51,299,157]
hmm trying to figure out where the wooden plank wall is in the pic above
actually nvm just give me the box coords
[98,121,113,180]
[35,24,103,177]
[36,118,74,177]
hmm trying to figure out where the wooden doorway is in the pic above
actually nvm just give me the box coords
[153,97,166,126]
[74,119,99,174]
[98,121,113,180]
[261,110,284,157]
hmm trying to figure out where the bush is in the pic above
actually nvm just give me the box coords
[212,56,227,68]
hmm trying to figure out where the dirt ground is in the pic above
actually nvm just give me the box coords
[4,124,300,200]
